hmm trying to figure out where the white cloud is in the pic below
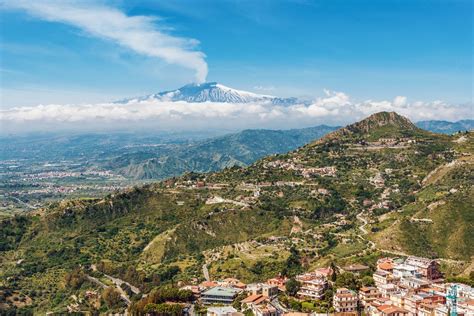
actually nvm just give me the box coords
[253,85,276,92]
[1,0,208,82]
[1,90,471,133]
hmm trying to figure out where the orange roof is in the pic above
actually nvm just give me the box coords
[359,286,376,292]
[464,299,474,306]
[378,305,408,314]
[241,294,264,303]
[378,261,394,271]
[200,281,217,288]
[254,295,268,305]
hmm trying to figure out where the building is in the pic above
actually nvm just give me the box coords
[313,267,334,279]
[220,278,247,289]
[373,270,399,288]
[249,303,279,316]
[296,274,328,300]
[201,286,241,305]
[399,276,430,290]
[404,256,442,280]
[267,276,287,291]
[246,283,279,298]
[241,294,269,309]
[392,264,418,279]
[333,288,358,313]
[359,287,382,307]
[377,258,395,273]
[373,304,409,316]
[378,284,400,298]
[207,306,240,316]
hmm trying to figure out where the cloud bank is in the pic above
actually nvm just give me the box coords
[1,90,471,134]
[1,0,208,82]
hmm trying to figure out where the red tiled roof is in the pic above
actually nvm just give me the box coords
[378,261,394,271]
[241,294,264,303]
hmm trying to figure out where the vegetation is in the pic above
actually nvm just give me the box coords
[1,112,472,313]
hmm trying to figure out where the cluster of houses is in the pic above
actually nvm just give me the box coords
[352,138,416,149]
[263,159,337,178]
[182,256,474,316]
[333,256,474,316]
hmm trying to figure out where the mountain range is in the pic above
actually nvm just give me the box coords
[1,111,472,313]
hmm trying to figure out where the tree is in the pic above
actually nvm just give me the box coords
[64,268,85,290]
[361,275,375,287]
[285,278,301,297]
[102,287,122,308]
[330,262,338,282]
[282,247,302,277]
[335,272,361,291]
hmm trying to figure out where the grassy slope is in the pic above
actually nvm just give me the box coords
[371,134,473,260]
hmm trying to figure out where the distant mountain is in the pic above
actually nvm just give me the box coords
[117,82,302,105]
[110,125,338,179]
[416,119,473,134]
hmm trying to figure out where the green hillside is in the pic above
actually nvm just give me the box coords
[1,112,472,314]
[111,126,338,179]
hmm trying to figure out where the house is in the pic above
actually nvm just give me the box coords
[373,304,409,316]
[392,264,418,279]
[399,276,430,290]
[241,294,269,308]
[404,256,442,280]
[246,283,279,298]
[359,286,382,307]
[378,284,400,298]
[458,299,474,314]
[373,270,399,288]
[267,276,287,291]
[248,303,279,316]
[201,286,241,305]
[220,278,247,289]
[313,267,334,279]
[377,258,395,273]
[333,288,358,313]
[207,306,241,316]
[296,273,328,300]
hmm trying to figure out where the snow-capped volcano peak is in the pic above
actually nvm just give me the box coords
[118,82,300,105]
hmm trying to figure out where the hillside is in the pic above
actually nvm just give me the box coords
[416,119,473,134]
[1,112,472,313]
[112,126,338,179]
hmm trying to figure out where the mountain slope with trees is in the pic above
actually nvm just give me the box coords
[1,112,472,314]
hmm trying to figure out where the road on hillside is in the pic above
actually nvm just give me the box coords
[354,211,463,265]
[202,264,210,281]
[85,275,131,305]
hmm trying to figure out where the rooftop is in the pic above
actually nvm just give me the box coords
[202,286,240,297]
[207,306,238,314]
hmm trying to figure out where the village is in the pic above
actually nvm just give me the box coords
[178,255,474,316]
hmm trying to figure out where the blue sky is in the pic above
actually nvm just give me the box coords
[1,0,472,108]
